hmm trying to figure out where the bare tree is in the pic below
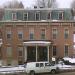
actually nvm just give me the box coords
[35,0,57,8]
[71,0,75,9]
[3,0,24,8]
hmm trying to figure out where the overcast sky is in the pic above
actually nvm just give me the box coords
[0,0,73,8]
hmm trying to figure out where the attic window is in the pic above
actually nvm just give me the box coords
[48,12,51,19]
[58,12,63,20]
[12,13,17,20]
[23,13,28,21]
[35,12,40,21]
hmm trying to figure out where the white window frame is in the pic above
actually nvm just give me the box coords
[29,28,34,40]
[18,47,23,57]
[23,13,28,21]
[41,28,46,40]
[58,12,63,20]
[7,47,12,57]
[52,28,58,39]
[12,13,17,20]
[18,31,23,40]
[6,30,12,40]
[64,28,69,39]
[35,12,40,20]
[64,45,69,56]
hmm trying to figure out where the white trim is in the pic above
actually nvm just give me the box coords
[58,12,63,20]
[24,46,27,62]
[64,45,69,56]
[12,13,17,20]
[23,13,28,21]
[47,46,49,62]
[23,41,51,46]
[35,12,40,21]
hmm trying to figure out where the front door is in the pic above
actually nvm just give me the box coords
[27,46,36,62]
[38,46,48,61]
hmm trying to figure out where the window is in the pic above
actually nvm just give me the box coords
[64,29,69,39]
[73,32,75,42]
[18,47,23,57]
[23,13,28,21]
[29,28,34,40]
[58,12,63,20]
[7,47,12,57]
[45,63,51,66]
[52,45,57,56]
[12,13,17,20]
[6,30,12,40]
[52,28,58,39]
[18,31,23,40]
[36,63,39,67]
[41,29,46,40]
[40,63,44,67]
[64,45,69,56]
[48,12,51,19]
[35,12,40,20]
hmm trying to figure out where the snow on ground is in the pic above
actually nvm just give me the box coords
[63,57,75,63]
[0,66,25,74]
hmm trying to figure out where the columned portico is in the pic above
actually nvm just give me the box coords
[23,41,51,62]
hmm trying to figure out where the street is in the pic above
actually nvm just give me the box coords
[0,72,75,75]
[42,72,75,75]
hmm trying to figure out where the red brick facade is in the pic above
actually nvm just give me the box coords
[0,21,75,65]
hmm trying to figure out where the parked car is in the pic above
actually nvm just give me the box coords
[25,61,59,75]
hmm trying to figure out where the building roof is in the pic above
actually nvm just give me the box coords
[0,8,73,21]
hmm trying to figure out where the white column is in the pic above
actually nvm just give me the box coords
[47,45,50,62]
[36,45,38,61]
[24,46,27,62]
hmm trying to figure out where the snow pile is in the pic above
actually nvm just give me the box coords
[63,57,75,63]
[0,66,25,74]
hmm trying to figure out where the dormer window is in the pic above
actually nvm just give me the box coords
[48,12,51,19]
[12,13,17,20]
[35,12,40,21]
[58,12,63,20]
[23,13,28,21]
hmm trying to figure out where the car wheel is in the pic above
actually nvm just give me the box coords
[30,71,35,75]
[51,69,56,74]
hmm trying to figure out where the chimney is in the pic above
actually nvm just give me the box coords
[34,6,37,9]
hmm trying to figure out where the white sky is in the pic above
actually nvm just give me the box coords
[0,0,73,8]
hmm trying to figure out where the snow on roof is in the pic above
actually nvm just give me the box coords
[23,41,51,46]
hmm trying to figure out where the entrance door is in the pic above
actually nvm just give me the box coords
[38,46,47,61]
[27,46,36,62]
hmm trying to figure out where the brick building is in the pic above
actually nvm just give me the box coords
[0,8,75,65]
